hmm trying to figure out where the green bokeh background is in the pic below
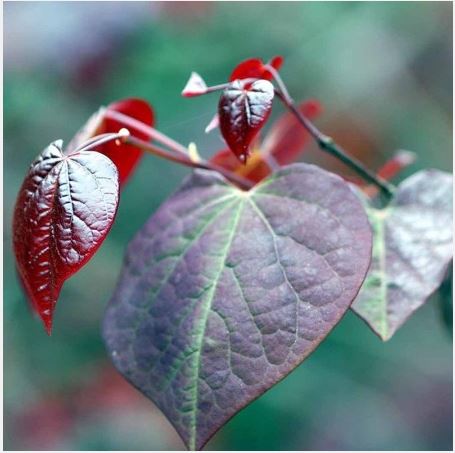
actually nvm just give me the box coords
[4,2,452,450]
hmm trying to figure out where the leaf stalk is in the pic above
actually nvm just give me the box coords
[125,135,254,190]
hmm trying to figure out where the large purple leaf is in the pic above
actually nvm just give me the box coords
[351,170,453,340]
[13,140,120,334]
[102,163,372,450]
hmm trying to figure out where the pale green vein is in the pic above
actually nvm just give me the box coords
[369,208,389,339]
[132,192,238,277]
[131,193,237,309]
[189,199,245,450]
[248,197,300,344]
[146,198,241,392]
[127,197,239,377]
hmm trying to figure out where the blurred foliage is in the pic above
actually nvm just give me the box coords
[4,2,452,450]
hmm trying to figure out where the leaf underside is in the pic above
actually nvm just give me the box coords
[351,169,453,340]
[13,141,120,333]
[102,163,372,450]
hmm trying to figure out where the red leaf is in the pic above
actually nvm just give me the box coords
[211,99,322,184]
[229,56,284,82]
[377,150,416,181]
[218,79,274,163]
[67,98,154,185]
[261,99,322,165]
[13,140,120,334]
[97,99,154,185]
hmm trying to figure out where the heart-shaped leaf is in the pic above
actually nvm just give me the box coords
[229,56,283,82]
[210,99,322,185]
[102,163,372,450]
[218,79,274,164]
[66,98,154,185]
[13,140,120,334]
[351,169,453,340]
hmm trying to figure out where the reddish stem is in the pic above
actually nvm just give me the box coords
[75,130,129,153]
[125,135,254,190]
[104,109,189,156]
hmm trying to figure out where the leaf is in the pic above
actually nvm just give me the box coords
[362,150,416,197]
[102,163,372,450]
[351,170,453,340]
[66,98,154,185]
[210,99,322,185]
[218,79,274,164]
[182,72,208,97]
[229,56,283,81]
[13,140,120,334]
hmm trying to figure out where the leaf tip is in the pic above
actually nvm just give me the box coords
[40,309,54,336]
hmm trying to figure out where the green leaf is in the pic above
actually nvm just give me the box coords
[352,169,453,340]
[103,163,372,450]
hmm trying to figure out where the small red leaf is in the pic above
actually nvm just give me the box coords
[229,56,284,82]
[376,150,416,181]
[218,79,274,163]
[211,99,322,185]
[67,98,154,185]
[181,71,208,97]
[97,99,154,185]
[269,55,284,71]
[13,140,120,334]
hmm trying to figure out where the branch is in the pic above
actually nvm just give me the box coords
[125,135,254,191]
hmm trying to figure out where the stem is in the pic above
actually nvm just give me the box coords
[266,65,395,198]
[287,98,395,198]
[125,135,254,191]
[205,77,258,92]
[76,130,129,153]
[104,109,189,156]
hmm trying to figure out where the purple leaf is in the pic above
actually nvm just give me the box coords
[13,140,120,334]
[218,79,274,164]
[102,163,372,450]
[352,169,453,340]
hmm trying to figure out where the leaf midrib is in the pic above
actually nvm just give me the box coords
[189,198,245,450]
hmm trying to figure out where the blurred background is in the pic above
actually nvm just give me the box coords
[3,2,452,450]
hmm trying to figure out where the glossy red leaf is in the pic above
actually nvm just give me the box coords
[218,79,274,164]
[210,99,322,185]
[229,56,284,82]
[13,140,120,334]
[67,98,154,185]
